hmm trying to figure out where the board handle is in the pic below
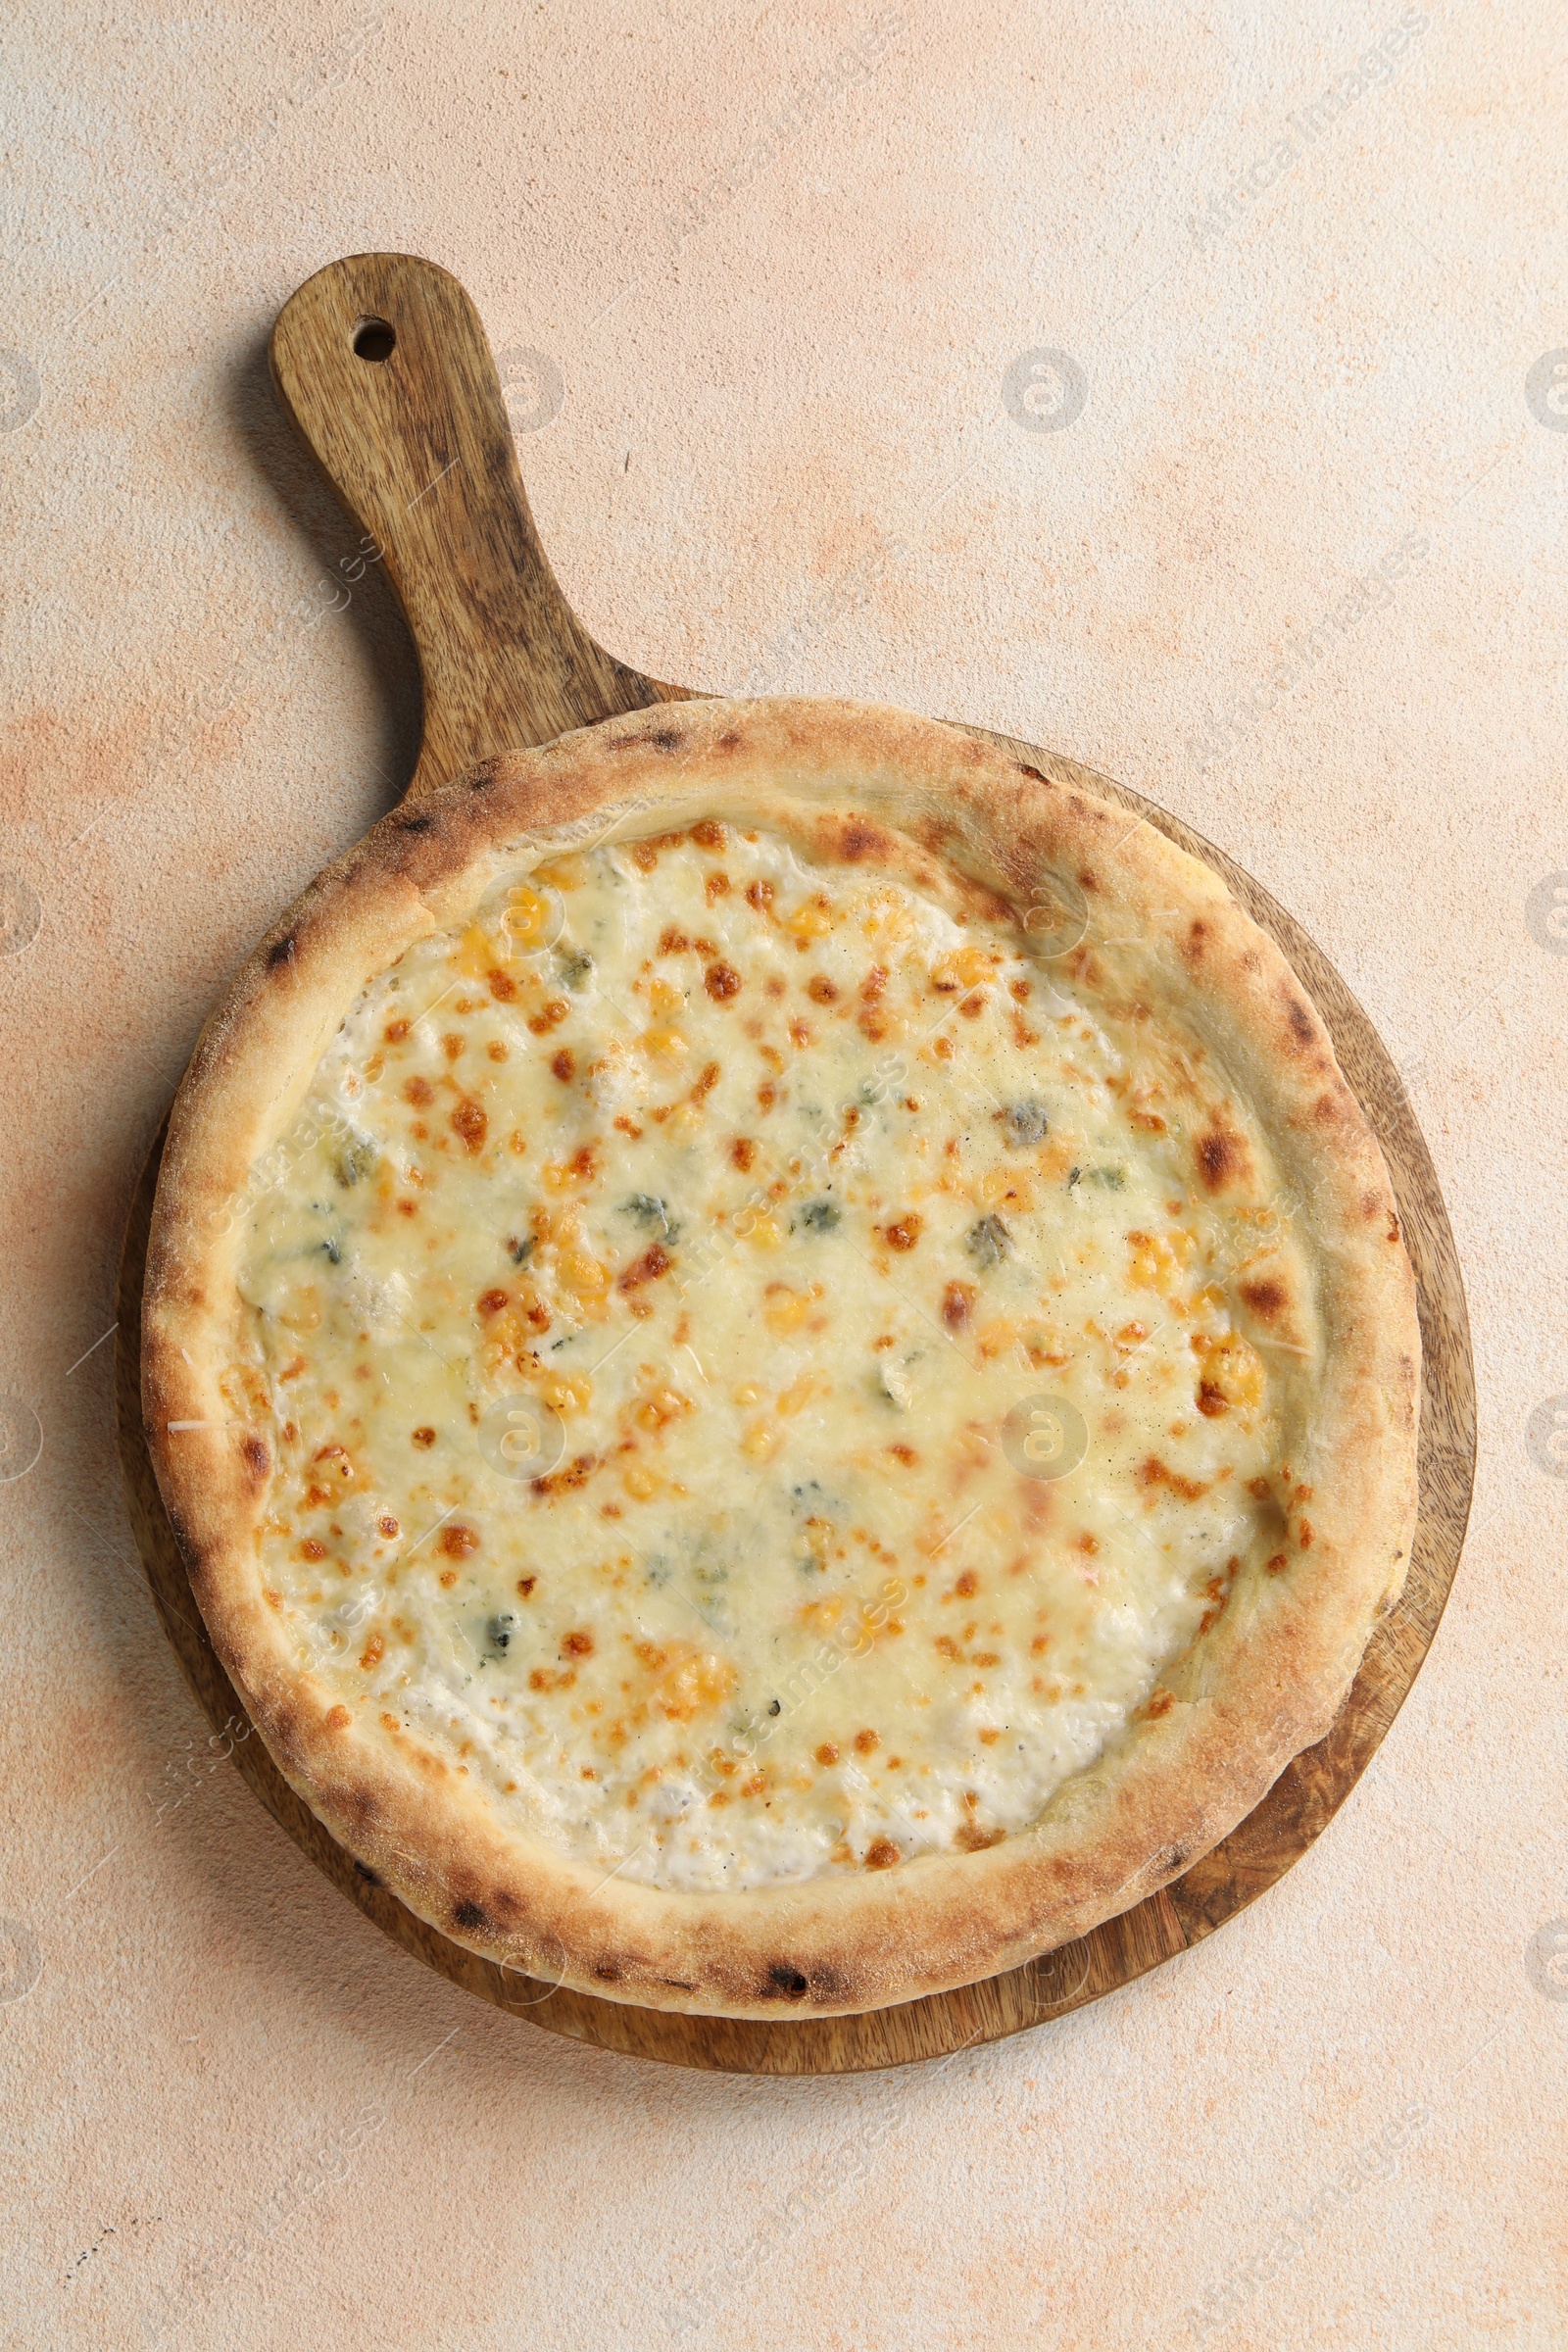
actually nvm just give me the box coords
[270,252,687,802]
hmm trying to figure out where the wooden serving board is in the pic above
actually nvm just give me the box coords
[115,253,1475,2075]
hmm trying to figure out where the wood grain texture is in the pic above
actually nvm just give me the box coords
[118,253,1474,2075]
[269,252,691,798]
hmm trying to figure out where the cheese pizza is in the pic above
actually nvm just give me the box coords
[144,700,1419,2016]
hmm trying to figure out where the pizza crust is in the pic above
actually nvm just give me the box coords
[143,699,1419,2016]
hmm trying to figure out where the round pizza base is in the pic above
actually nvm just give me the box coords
[142,700,1420,2019]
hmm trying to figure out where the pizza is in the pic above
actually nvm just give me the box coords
[143,699,1420,2017]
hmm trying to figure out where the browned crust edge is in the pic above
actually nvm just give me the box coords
[142,698,1420,2018]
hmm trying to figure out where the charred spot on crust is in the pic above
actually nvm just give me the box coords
[398,812,434,833]
[1286,996,1315,1047]
[715,730,741,752]
[1196,1125,1246,1192]
[453,1899,489,1933]
[241,1434,270,1483]
[1239,1275,1287,1320]
[840,820,889,862]
[266,934,296,969]
[1184,917,1208,963]
[649,726,682,753]
[353,1859,381,1886]
[1164,1846,1188,1874]
[594,1963,620,1982]
[336,1781,381,1837]
[763,1965,810,1999]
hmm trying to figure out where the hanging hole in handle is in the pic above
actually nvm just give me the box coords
[353,318,397,364]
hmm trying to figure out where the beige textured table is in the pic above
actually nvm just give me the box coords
[2,6,1563,2346]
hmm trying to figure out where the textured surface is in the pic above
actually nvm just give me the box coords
[2,3,1564,2347]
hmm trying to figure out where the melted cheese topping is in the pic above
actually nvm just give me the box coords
[230,822,1312,1890]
